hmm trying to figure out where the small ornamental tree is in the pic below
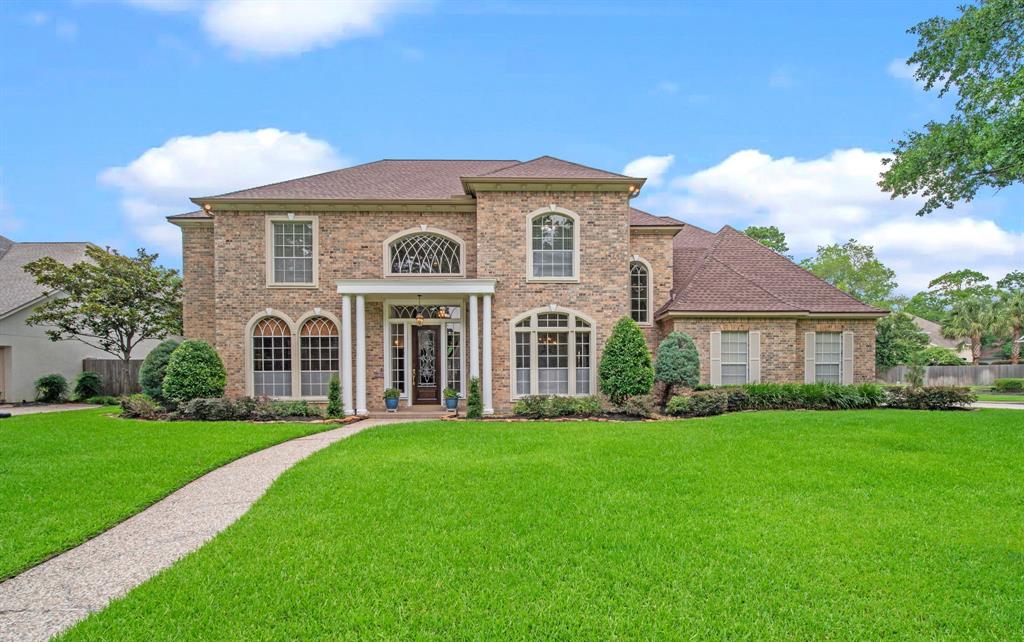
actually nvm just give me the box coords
[326,374,343,418]
[139,339,180,401]
[654,332,700,399]
[598,317,654,404]
[161,340,226,404]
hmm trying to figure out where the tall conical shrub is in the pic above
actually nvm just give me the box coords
[598,317,654,404]
[654,331,700,397]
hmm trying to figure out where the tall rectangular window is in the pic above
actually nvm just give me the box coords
[815,332,842,383]
[575,331,591,394]
[253,337,291,397]
[721,331,748,385]
[390,323,406,394]
[272,221,314,284]
[537,332,569,394]
[446,324,462,395]
[515,331,531,396]
[531,213,575,278]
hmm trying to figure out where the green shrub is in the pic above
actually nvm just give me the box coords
[722,386,750,412]
[743,383,803,410]
[180,397,238,421]
[616,394,658,419]
[994,378,1024,392]
[120,393,163,419]
[271,400,321,418]
[467,377,483,419]
[688,390,728,417]
[654,332,700,397]
[83,395,120,406]
[326,374,343,418]
[34,374,68,403]
[598,317,654,404]
[178,397,322,421]
[162,340,226,404]
[513,395,604,419]
[72,371,104,400]
[885,386,975,410]
[693,383,715,392]
[139,339,180,401]
[665,395,691,417]
[856,383,887,407]
[915,346,966,366]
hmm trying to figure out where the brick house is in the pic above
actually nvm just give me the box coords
[169,156,885,414]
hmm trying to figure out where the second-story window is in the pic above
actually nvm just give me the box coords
[388,232,462,275]
[269,218,316,285]
[530,213,576,279]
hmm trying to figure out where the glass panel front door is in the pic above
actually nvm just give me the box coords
[413,326,440,403]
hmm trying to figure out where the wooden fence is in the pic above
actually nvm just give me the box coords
[878,364,1024,386]
[82,358,144,396]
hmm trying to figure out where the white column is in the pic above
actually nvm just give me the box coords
[482,294,493,415]
[341,295,354,416]
[469,295,480,380]
[355,295,367,415]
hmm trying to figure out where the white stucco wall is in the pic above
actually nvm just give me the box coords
[0,301,168,403]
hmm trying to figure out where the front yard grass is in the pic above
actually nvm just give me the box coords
[64,409,1024,640]
[976,393,1024,402]
[0,408,331,579]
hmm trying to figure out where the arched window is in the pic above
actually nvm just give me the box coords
[510,308,594,398]
[529,211,577,279]
[387,232,462,275]
[252,317,292,397]
[630,260,651,324]
[300,317,338,397]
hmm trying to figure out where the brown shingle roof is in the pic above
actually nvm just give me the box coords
[167,210,211,221]
[473,155,633,180]
[629,207,684,227]
[662,225,885,316]
[0,240,93,318]
[202,160,520,201]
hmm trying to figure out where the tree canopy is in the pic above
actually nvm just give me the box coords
[879,0,1024,215]
[744,225,792,258]
[799,239,898,307]
[875,312,930,369]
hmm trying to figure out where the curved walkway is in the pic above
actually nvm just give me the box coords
[0,417,421,642]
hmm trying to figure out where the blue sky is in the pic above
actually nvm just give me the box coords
[1,0,1020,292]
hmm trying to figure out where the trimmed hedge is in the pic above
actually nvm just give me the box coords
[885,386,976,410]
[513,395,605,419]
[162,340,226,404]
[994,378,1024,392]
[179,397,323,421]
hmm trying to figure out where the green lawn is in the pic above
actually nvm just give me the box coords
[976,393,1024,402]
[0,408,330,579]
[63,410,1024,641]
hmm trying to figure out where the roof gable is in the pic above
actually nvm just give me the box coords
[472,156,633,180]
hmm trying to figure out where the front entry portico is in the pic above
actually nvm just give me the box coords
[337,279,496,415]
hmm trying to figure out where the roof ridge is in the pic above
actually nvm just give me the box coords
[198,160,382,200]
[531,155,633,178]
[705,254,802,310]
[716,226,883,311]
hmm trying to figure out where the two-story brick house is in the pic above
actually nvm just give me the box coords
[169,156,884,414]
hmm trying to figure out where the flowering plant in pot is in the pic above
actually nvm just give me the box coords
[443,388,459,411]
[383,388,401,411]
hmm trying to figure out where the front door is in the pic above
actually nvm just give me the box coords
[412,325,441,404]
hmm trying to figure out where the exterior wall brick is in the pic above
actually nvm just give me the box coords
[180,224,215,345]
[670,316,877,384]
[629,229,675,353]
[476,191,633,412]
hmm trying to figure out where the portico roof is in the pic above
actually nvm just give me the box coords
[337,278,497,297]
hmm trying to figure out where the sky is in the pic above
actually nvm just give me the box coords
[0,0,1020,294]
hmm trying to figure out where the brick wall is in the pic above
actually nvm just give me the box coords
[476,191,632,410]
[669,316,877,384]
[180,224,215,345]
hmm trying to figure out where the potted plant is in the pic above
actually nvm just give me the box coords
[383,388,401,412]
[443,387,460,411]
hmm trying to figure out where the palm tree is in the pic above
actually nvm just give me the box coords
[995,290,1024,364]
[941,297,996,365]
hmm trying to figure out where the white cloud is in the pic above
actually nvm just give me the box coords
[652,80,679,95]
[634,148,1024,293]
[128,0,424,57]
[623,154,675,188]
[887,57,919,81]
[24,11,78,41]
[100,129,344,254]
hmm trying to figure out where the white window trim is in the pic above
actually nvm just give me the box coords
[525,205,581,283]
[720,330,749,386]
[382,298,465,407]
[266,214,319,288]
[813,331,843,384]
[508,305,596,400]
[629,255,653,327]
[245,308,342,401]
[381,226,467,278]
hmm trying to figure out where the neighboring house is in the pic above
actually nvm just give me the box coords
[0,236,165,402]
[169,156,886,414]
[910,315,973,362]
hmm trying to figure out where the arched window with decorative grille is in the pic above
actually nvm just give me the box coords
[385,229,464,276]
[252,316,292,397]
[300,316,339,397]
[630,259,651,324]
[510,307,594,398]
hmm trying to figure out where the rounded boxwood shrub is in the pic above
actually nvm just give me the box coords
[654,332,700,396]
[599,317,654,404]
[162,340,226,404]
[34,374,68,403]
[72,371,104,401]
[139,339,180,401]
